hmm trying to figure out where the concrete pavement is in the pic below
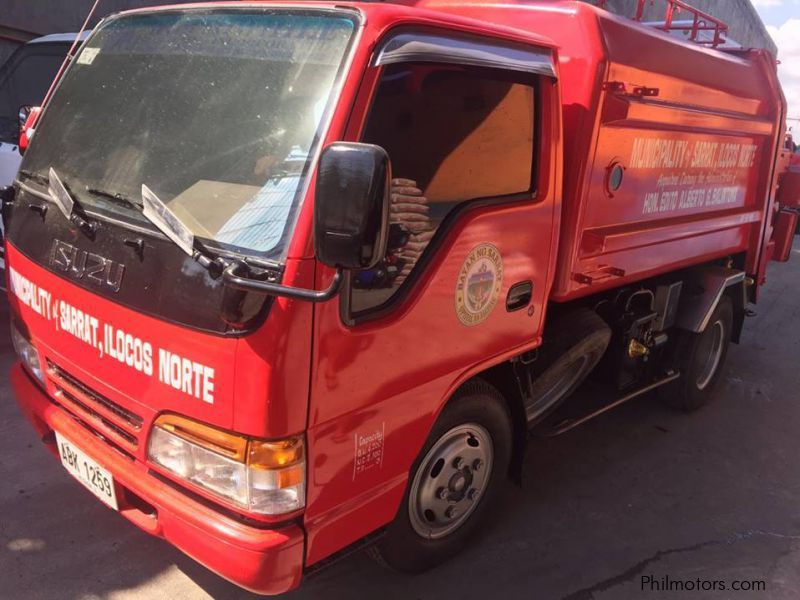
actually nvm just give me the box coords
[3,245,800,599]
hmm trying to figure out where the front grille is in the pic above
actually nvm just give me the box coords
[46,359,143,452]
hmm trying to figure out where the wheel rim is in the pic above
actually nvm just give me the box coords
[408,423,493,540]
[696,318,725,390]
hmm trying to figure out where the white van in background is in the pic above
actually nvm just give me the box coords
[0,32,90,273]
[0,32,90,189]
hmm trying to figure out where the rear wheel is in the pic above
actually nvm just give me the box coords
[368,380,512,572]
[661,295,733,411]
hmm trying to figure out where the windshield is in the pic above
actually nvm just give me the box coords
[20,9,356,257]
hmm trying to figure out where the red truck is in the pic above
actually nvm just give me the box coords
[3,0,799,594]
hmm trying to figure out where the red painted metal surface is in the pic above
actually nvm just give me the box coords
[771,209,798,262]
[6,242,314,443]
[10,364,305,595]
[6,0,791,593]
[422,0,786,299]
[5,240,315,526]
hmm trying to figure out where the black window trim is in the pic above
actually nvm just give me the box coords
[341,47,546,327]
[372,30,557,79]
[0,41,73,89]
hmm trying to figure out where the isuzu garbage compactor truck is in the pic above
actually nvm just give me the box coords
[3,0,798,594]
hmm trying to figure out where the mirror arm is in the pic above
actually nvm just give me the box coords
[222,261,343,302]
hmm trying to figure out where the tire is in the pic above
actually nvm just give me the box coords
[368,380,512,572]
[660,295,733,412]
[524,308,611,422]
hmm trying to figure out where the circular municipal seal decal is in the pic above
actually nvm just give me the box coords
[455,243,503,326]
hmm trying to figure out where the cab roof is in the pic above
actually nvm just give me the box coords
[112,0,559,52]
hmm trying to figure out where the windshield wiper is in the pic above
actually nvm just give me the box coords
[138,186,341,300]
[20,168,94,225]
[140,184,226,277]
[26,167,97,236]
[86,186,143,211]
[17,169,48,187]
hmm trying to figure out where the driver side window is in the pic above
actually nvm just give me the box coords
[349,62,537,316]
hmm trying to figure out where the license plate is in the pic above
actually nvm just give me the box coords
[55,431,118,510]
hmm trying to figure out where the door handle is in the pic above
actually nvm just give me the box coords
[506,281,533,312]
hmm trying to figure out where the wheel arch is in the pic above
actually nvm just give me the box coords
[424,341,538,487]
[674,265,746,342]
[724,281,747,344]
[468,362,528,485]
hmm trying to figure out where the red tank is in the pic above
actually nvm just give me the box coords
[415,0,789,294]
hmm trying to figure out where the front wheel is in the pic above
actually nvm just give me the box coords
[660,295,733,411]
[368,380,512,572]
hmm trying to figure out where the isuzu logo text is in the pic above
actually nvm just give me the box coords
[49,239,125,292]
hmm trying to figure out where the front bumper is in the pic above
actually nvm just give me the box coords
[10,363,305,595]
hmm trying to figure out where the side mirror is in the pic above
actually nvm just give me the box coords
[314,142,390,270]
[18,105,41,156]
[18,105,32,129]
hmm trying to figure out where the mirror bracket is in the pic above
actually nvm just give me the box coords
[222,261,343,302]
[0,185,16,206]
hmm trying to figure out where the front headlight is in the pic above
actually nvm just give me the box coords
[11,322,44,384]
[147,414,305,515]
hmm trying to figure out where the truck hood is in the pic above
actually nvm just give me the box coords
[6,242,240,460]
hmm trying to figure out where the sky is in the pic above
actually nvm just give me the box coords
[751,0,800,130]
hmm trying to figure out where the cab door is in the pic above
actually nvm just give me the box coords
[303,29,562,565]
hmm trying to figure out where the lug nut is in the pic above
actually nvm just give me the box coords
[436,487,449,500]
[452,456,464,469]
[467,488,479,501]
[445,506,459,519]
[472,459,483,471]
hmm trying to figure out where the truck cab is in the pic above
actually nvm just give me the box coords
[5,4,562,592]
[4,1,791,595]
